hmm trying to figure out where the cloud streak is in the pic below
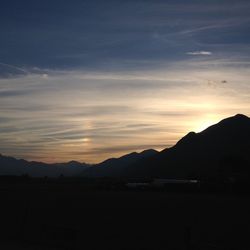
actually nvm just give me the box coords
[1,56,250,163]
[186,51,212,56]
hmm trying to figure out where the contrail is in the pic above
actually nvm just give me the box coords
[0,62,29,74]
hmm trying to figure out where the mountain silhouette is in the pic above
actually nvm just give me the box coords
[0,154,89,177]
[80,114,250,180]
[1,114,250,180]
[81,149,158,177]
[122,114,250,180]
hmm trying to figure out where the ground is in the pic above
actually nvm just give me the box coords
[0,181,249,249]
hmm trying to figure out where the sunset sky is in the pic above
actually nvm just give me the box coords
[0,0,250,163]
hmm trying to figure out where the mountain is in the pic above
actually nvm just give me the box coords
[81,149,158,177]
[0,154,90,177]
[123,114,250,180]
[2,114,250,180]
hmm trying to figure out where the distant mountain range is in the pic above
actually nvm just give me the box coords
[81,149,158,178]
[0,155,89,177]
[1,114,250,180]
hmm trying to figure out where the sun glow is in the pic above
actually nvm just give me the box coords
[193,115,220,133]
[81,138,90,142]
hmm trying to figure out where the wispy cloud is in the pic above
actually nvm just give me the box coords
[186,51,212,56]
[1,56,250,163]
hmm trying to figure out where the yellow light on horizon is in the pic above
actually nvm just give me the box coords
[192,115,220,133]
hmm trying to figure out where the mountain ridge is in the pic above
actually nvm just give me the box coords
[0,154,90,177]
[123,113,250,180]
[1,114,250,180]
[80,149,158,178]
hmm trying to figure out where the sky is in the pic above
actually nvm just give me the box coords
[0,0,250,163]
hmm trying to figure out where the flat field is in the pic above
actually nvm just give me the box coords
[0,181,249,250]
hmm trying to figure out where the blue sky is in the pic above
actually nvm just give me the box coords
[0,0,250,163]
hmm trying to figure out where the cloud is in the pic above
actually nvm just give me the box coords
[1,58,250,163]
[0,89,39,97]
[1,0,250,75]
[186,51,212,56]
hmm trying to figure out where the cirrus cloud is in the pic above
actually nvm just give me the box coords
[186,51,212,56]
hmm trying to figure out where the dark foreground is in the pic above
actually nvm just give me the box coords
[0,179,249,250]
